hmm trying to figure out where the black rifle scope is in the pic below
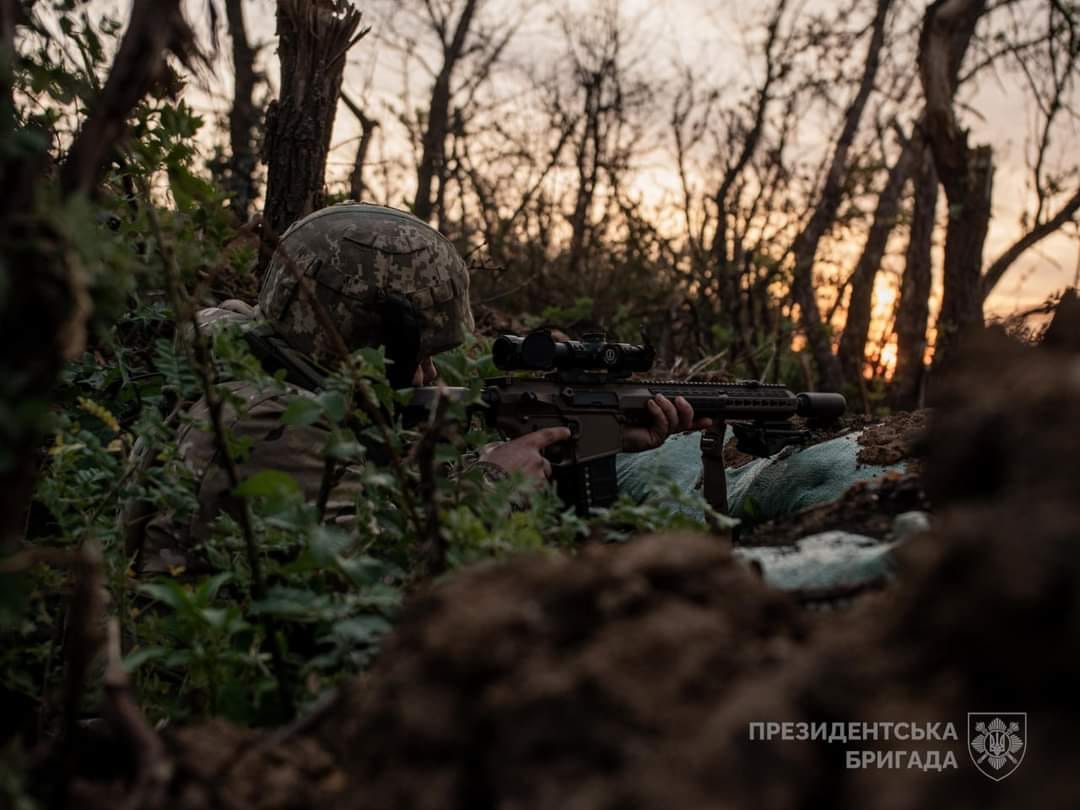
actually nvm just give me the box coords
[493,331,654,375]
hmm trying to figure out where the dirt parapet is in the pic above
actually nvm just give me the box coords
[329,533,808,810]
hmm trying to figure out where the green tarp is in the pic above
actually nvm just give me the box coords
[616,429,915,596]
[617,427,906,523]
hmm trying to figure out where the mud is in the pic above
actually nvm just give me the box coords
[328,534,809,810]
[741,471,929,547]
[855,409,928,466]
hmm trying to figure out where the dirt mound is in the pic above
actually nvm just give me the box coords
[724,414,879,469]
[327,534,808,810]
[856,409,928,466]
[63,717,347,810]
[921,331,1077,506]
[742,470,928,547]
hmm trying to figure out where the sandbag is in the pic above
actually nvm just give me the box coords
[616,428,906,523]
[734,531,896,595]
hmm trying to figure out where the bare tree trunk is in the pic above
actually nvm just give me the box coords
[890,148,937,411]
[0,0,195,549]
[789,0,892,392]
[567,75,602,279]
[414,0,479,223]
[224,0,259,220]
[709,0,788,373]
[935,144,992,358]
[837,133,918,384]
[341,92,377,201]
[917,0,990,366]
[262,0,363,250]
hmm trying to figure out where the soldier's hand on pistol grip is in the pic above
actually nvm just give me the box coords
[481,426,573,481]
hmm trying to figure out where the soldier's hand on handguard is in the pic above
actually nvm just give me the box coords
[622,394,713,453]
[481,426,572,481]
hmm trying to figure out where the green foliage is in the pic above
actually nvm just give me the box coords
[131,574,273,723]
[0,5,728,747]
[0,747,40,810]
[13,306,726,726]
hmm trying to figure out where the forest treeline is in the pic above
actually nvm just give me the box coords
[12,1,1080,404]
[212,0,1080,408]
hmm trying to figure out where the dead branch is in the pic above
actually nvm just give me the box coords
[61,544,106,746]
[981,185,1080,301]
[412,390,451,577]
[61,0,199,196]
[103,619,171,810]
[341,92,379,200]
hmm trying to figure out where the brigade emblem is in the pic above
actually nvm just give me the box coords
[968,713,1026,781]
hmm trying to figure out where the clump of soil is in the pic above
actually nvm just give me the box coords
[742,471,929,547]
[804,413,877,443]
[328,534,808,810]
[66,718,347,810]
[856,409,928,466]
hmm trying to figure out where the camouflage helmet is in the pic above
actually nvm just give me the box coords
[259,202,475,366]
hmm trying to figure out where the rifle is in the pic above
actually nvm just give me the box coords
[408,331,846,515]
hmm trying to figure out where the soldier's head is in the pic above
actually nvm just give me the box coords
[259,203,474,387]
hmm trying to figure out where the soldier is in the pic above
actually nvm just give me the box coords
[128,203,707,573]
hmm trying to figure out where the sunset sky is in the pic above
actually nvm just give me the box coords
[341,0,1077,316]
[75,1,1080,328]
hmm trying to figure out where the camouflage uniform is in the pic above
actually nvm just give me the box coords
[127,203,476,574]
